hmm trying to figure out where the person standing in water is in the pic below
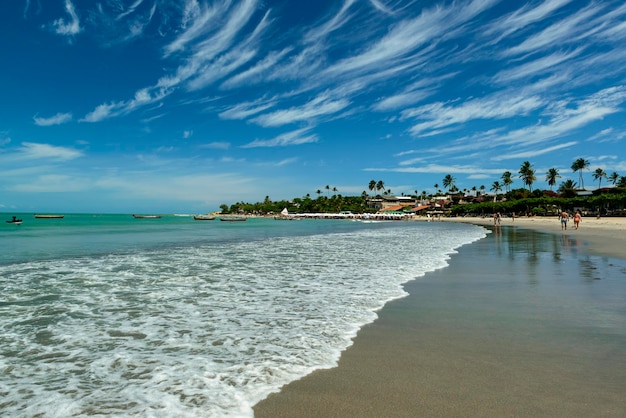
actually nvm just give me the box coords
[560,211,569,230]
[574,210,582,230]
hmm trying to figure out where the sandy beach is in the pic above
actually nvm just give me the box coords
[442,215,626,259]
[254,216,626,417]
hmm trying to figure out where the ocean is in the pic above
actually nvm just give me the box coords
[0,214,486,417]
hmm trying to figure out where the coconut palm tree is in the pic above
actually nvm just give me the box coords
[376,180,386,195]
[368,180,377,195]
[433,183,439,196]
[501,171,513,193]
[442,174,455,192]
[592,168,607,189]
[490,181,502,202]
[571,158,589,189]
[609,172,620,185]
[558,179,577,194]
[518,161,536,192]
[545,168,561,191]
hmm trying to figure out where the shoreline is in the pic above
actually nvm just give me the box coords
[254,217,626,417]
[438,215,626,259]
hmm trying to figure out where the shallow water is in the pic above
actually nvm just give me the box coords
[0,214,486,417]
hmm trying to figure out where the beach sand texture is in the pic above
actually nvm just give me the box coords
[254,217,626,418]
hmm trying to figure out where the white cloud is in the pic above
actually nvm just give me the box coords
[484,0,572,41]
[201,142,231,150]
[252,94,349,127]
[502,3,604,57]
[218,98,276,120]
[33,112,73,126]
[18,142,83,161]
[242,128,318,148]
[491,141,578,161]
[53,0,81,36]
[405,93,544,136]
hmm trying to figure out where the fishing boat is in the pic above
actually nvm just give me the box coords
[219,215,247,222]
[132,214,162,219]
[34,214,64,219]
[6,216,23,225]
[193,214,216,220]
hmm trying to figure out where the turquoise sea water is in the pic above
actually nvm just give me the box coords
[0,213,486,417]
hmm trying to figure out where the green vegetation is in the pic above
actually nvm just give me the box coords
[220,193,373,215]
[219,160,626,216]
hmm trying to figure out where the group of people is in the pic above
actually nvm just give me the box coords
[560,210,582,230]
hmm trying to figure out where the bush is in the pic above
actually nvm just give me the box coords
[531,207,546,216]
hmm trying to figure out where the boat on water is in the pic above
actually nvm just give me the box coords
[34,214,64,219]
[193,214,216,220]
[219,215,247,222]
[6,216,23,225]
[132,214,162,219]
[274,207,299,220]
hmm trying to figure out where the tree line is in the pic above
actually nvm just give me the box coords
[220,158,626,215]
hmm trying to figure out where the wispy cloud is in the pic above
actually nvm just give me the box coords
[493,48,584,84]
[491,141,578,161]
[218,97,276,120]
[251,94,349,127]
[365,163,507,175]
[484,0,573,42]
[17,142,83,161]
[242,127,318,148]
[201,142,231,150]
[501,3,605,57]
[81,87,169,122]
[404,93,544,136]
[53,0,81,36]
[33,113,73,126]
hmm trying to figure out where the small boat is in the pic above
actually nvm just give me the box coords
[34,214,64,219]
[274,208,298,220]
[219,215,247,222]
[6,216,23,225]
[132,214,162,219]
[193,214,216,220]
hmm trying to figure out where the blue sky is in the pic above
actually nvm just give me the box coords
[1,0,625,213]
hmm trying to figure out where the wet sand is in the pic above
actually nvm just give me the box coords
[254,219,626,417]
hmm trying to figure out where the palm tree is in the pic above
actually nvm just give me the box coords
[325,185,330,197]
[518,161,536,192]
[501,171,513,193]
[571,158,589,189]
[442,174,455,192]
[490,181,502,202]
[376,180,386,195]
[592,168,607,189]
[609,172,620,185]
[558,179,577,195]
[332,186,338,195]
[433,183,439,196]
[545,168,561,191]
[316,189,322,197]
[368,180,377,195]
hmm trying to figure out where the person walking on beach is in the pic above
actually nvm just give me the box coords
[493,212,501,226]
[574,211,582,230]
[560,211,569,230]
